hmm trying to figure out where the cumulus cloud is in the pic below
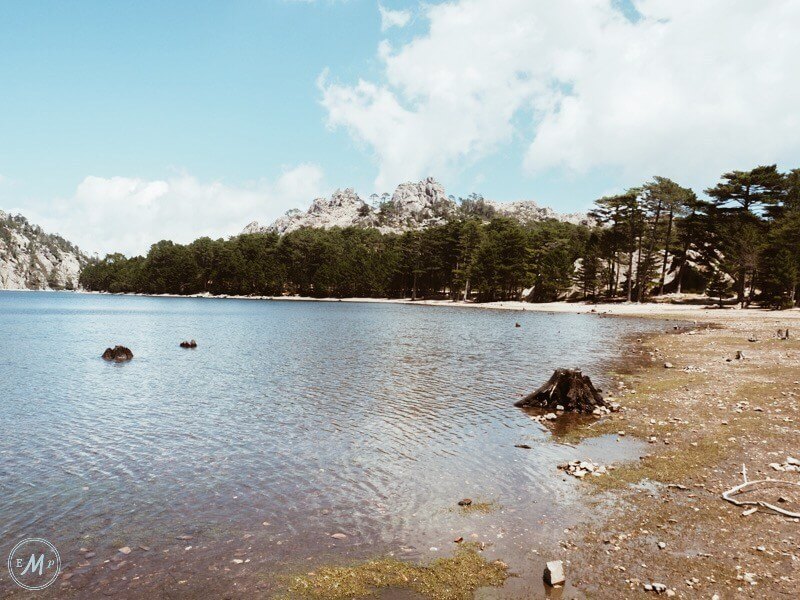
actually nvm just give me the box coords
[320,0,800,193]
[379,4,411,31]
[32,165,324,257]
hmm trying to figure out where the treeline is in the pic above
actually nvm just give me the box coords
[580,165,800,308]
[80,165,800,307]
[80,219,587,302]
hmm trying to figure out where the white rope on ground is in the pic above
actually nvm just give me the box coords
[722,464,800,519]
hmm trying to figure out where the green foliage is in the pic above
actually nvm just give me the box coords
[79,164,800,308]
[80,218,591,302]
[706,270,733,307]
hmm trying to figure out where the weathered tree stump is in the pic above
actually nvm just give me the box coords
[515,368,604,413]
[102,346,133,362]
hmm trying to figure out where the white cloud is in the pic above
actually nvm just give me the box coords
[321,0,800,194]
[31,165,324,256]
[379,4,411,31]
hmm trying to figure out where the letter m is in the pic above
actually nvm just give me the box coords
[21,553,44,576]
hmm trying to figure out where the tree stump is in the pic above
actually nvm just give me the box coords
[515,369,604,413]
[102,346,133,362]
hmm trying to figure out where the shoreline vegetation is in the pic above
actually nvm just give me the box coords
[78,165,800,310]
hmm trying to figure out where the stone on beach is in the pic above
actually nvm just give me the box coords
[543,560,565,586]
[558,459,608,479]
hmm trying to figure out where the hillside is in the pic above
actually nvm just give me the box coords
[0,210,88,290]
[242,177,592,235]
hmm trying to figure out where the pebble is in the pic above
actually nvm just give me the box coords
[330,533,348,540]
[558,460,607,479]
[118,546,131,555]
[458,498,472,506]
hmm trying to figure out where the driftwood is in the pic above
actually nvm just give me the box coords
[515,368,604,413]
[722,464,800,519]
[102,346,133,362]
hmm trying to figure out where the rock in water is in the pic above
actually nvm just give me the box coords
[543,560,565,586]
[102,346,133,362]
[515,369,604,413]
[180,340,198,348]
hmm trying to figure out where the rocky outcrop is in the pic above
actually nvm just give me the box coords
[242,178,591,235]
[0,211,88,290]
[249,188,377,235]
[102,346,133,362]
[490,201,593,227]
[377,177,453,231]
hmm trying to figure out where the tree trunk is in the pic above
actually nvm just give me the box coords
[640,200,663,302]
[514,369,605,413]
[746,268,757,307]
[738,268,746,307]
[626,249,634,302]
[658,210,674,296]
[635,233,645,303]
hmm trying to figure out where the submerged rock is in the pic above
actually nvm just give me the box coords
[515,369,604,413]
[102,346,133,362]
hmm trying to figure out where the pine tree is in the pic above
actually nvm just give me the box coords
[706,270,732,307]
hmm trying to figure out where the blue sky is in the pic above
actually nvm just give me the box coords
[1,1,798,255]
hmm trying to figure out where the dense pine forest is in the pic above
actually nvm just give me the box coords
[80,165,800,307]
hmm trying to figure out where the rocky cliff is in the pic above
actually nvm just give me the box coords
[242,177,592,235]
[0,211,88,290]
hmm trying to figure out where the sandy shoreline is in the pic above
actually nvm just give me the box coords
[556,311,800,598]
[13,288,800,322]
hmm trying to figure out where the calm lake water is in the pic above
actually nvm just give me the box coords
[0,291,663,598]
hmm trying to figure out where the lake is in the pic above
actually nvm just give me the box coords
[0,291,662,598]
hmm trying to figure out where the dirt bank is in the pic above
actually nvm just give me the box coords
[557,312,800,598]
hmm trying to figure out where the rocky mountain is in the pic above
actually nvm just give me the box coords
[0,211,88,290]
[242,177,592,236]
[488,200,591,227]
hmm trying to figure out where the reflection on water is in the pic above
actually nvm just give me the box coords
[0,292,660,597]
